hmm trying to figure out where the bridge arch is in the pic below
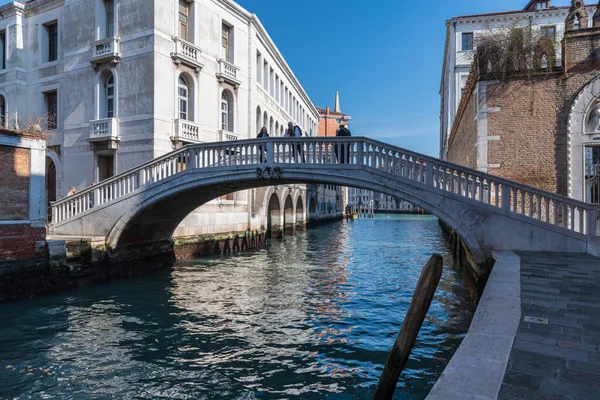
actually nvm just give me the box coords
[266,192,281,239]
[100,168,485,263]
[51,138,595,266]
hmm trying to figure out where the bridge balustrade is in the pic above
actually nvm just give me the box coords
[50,137,598,236]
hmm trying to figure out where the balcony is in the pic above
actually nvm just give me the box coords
[216,59,242,88]
[173,119,202,143]
[171,37,204,72]
[219,129,239,141]
[90,37,120,68]
[88,118,119,151]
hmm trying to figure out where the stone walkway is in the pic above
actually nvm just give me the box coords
[498,252,600,400]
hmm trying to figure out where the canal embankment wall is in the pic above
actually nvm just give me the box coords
[427,251,521,399]
[0,216,343,303]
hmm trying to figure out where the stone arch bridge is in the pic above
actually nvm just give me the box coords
[49,137,600,264]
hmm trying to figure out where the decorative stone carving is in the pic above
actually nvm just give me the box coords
[566,0,589,32]
[256,166,283,180]
[587,101,600,133]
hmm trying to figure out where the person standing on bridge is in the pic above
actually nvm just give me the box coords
[256,127,269,163]
[335,124,352,164]
[284,121,305,163]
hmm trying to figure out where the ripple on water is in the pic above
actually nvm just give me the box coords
[0,215,475,399]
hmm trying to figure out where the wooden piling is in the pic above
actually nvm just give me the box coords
[373,254,444,400]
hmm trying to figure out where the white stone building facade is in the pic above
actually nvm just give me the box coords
[0,0,322,236]
[439,0,597,161]
[347,188,416,214]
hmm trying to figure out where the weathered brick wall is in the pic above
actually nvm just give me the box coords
[564,28,600,73]
[0,224,45,260]
[0,145,30,220]
[448,30,600,196]
[484,71,598,195]
[447,84,478,169]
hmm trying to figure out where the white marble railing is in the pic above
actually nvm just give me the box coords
[172,37,201,63]
[89,118,118,140]
[174,119,201,143]
[219,129,239,141]
[50,137,599,236]
[90,37,119,62]
[218,59,239,81]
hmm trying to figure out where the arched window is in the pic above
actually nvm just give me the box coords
[256,105,262,134]
[178,76,189,120]
[269,116,274,136]
[105,74,114,118]
[221,91,233,131]
[105,0,115,37]
[263,111,268,131]
[275,121,279,137]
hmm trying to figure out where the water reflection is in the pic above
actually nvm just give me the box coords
[0,216,475,399]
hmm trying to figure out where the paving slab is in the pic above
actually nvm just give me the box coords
[428,252,600,400]
[498,252,600,400]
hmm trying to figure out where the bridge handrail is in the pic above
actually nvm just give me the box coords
[359,137,596,210]
[50,137,598,235]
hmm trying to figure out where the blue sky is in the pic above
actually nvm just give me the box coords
[235,0,572,156]
[2,0,572,156]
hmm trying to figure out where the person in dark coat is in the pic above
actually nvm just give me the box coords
[335,124,352,164]
[256,127,269,162]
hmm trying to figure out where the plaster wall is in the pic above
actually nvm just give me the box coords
[0,0,322,237]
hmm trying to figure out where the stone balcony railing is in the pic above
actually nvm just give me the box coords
[216,59,241,88]
[171,37,204,72]
[90,37,120,68]
[173,119,202,143]
[219,129,239,141]
[89,118,119,141]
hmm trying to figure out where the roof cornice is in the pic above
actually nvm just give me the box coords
[250,15,319,118]
[446,5,597,25]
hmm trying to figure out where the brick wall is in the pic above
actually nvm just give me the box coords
[564,28,600,73]
[0,145,30,220]
[447,30,600,196]
[0,225,45,260]
[485,72,598,195]
[447,82,478,169]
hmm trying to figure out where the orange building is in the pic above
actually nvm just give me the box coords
[317,91,351,137]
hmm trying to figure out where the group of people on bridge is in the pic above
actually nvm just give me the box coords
[256,121,352,164]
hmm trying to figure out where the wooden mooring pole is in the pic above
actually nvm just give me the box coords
[373,254,444,400]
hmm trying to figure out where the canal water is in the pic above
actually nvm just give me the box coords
[0,215,475,399]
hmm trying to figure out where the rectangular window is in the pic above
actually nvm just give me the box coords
[179,0,189,41]
[45,91,58,130]
[461,32,473,51]
[263,61,268,89]
[221,23,230,61]
[46,22,58,62]
[106,0,115,37]
[0,31,5,70]
[256,52,261,84]
[540,25,556,41]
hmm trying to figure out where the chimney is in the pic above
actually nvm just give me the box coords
[334,90,340,113]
